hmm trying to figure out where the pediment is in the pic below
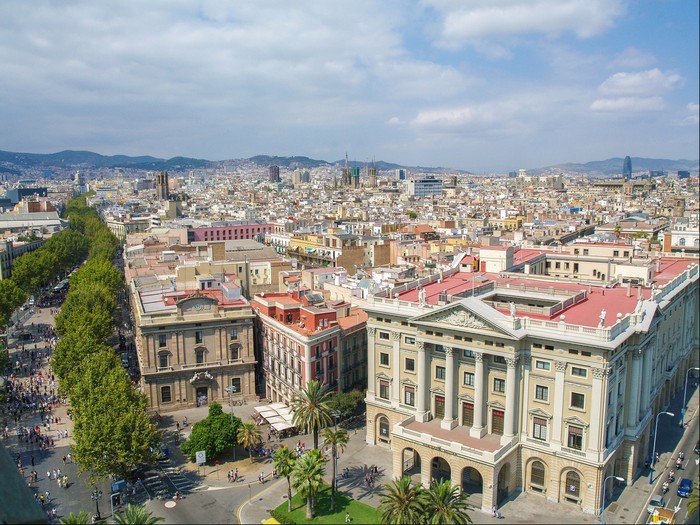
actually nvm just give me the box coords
[376,372,392,381]
[400,377,417,387]
[178,291,218,315]
[528,407,553,419]
[409,298,517,339]
[563,415,588,428]
[457,392,474,402]
[487,400,505,409]
[429,386,445,394]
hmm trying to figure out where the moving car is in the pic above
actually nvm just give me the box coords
[694,440,699,455]
[647,494,665,514]
[677,478,693,497]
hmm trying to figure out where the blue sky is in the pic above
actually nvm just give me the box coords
[0,0,697,172]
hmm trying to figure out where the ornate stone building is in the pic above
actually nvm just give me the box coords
[364,256,698,516]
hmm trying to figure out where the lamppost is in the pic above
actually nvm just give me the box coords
[225,385,238,460]
[91,486,103,520]
[601,475,624,524]
[332,411,341,491]
[681,367,700,427]
[650,411,674,484]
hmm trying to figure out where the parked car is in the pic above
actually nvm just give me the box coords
[694,440,700,455]
[647,494,665,514]
[677,478,693,497]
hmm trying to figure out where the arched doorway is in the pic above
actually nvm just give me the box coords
[528,460,547,494]
[376,415,391,445]
[401,448,421,483]
[431,457,451,484]
[561,469,583,505]
[497,463,510,505]
[461,466,483,507]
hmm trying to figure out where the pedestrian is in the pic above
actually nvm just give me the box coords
[234,468,238,482]
[46,470,51,481]
[31,456,35,467]
[492,505,497,518]
[346,512,351,522]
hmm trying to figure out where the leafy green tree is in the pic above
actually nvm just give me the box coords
[59,511,91,524]
[327,391,357,420]
[11,250,58,294]
[237,421,262,463]
[273,446,297,512]
[70,350,160,480]
[407,211,418,219]
[56,283,116,329]
[51,327,112,392]
[70,258,123,294]
[113,504,164,525]
[55,303,114,341]
[181,402,241,462]
[321,427,349,511]
[379,476,426,525]
[422,479,473,524]
[688,482,699,518]
[292,449,326,520]
[0,279,26,328]
[291,380,333,449]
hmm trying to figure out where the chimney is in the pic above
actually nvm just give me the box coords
[626,281,631,297]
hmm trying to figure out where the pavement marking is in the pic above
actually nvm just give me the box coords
[235,477,286,525]
[164,500,176,509]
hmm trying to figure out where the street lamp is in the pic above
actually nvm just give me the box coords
[91,486,103,520]
[681,367,700,427]
[601,475,624,524]
[649,411,674,484]
[332,411,341,493]
[225,385,238,460]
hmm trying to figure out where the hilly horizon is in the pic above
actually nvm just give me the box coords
[0,149,697,177]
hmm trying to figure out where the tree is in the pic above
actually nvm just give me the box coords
[326,392,357,421]
[113,504,164,525]
[69,258,123,295]
[11,250,58,294]
[422,479,473,524]
[58,283,117,327]
[321,427,349,511]
[0,279,26,328]
[407,211,418,219]
[237,421,262,463]
[59,511,91,524]
[51,326,111,391]
[273,445,297,512]
[291,379,333,449]
[181,402,241,462]
[54,303,114,341]
[379,476,426,525]
[292,449,326,520]
[688,482,699,518]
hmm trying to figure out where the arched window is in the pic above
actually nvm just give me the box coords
[679,238,686,246]
[565,471,581,501]
[378,416,390,443]
[531,461,545,488]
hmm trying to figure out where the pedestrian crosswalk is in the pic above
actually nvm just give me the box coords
[162,466,200,492]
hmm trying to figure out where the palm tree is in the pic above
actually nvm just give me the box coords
[291,448,326,520]
[291,379,333,449]
[113,504,164,525]
[321,426,349,511]
[273,445,297,512]
[379,476,426,525]
[59,512,91,524]
[422,479,473,524]
[237,421,262,463]
[688,482,699,517]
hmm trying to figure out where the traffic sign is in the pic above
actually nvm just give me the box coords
[196,450,206,465]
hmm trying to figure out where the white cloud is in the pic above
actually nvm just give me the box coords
[424,0,625,49]
[608,47,656,69]
[598,69,683,96]
[681,102,700,125]
[590,96,665,112]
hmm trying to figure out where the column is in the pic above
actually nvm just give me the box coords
[588,367,607,453]
[144,334,151,368]
[608,375,618,444]
[552,361,567,446]
[304,345,312,386]
[367,328,376,396]
[416,341,429,422]
[640,344,652,420]
[470,352,487,438]
[392,332,401,402]
[520,355,531,438]
[503,356,519,442]
[627,349,642,428]
[441,347,457,429]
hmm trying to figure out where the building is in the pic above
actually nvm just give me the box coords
[127,262,257,412]
[252,291,368,405]
[155,171,170,201]
[269,165,281,183]
[363,255,698,516]
[0,239,45,280]
[406,176,443,197]
[188,221,274,243]
[623,156,632,180]
[368,166,377,188]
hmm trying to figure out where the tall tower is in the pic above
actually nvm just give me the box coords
[623,156,632,180]
[269,165,280,182]
[342,153,352,186]
[368,164,377,188]
[155,171,170,200]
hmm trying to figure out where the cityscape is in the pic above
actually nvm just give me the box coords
[1,1,699,525]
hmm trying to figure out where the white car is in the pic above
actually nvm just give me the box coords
[647,494,664,514]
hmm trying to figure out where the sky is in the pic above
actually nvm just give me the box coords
[1,0,698,172]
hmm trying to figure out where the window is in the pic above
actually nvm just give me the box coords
[158,334,167,347]
[434,396,445,419]
[462,402,474,426]
[568,349,579,355]
[380,352,390,366]
[404,336,415,345]
[532,417,547,441]
[492,409,504,435]
[493,378,505,393]
[535,385,549,401]
[404,386,415,406]
[495,342,505,348]
[544,345,554,351]
[405,358,415,372]
[195,331,203,344]
[315,361,321,376]
[463,371,474,386]
[492,355,506,364]
[531,461,546,486]
[196,348,205,364]
[161,386,172,403]
[571,392,585,409]
[532,343,543,349]
[230,345,240,361]
[434,344,445,353]
[379,380,390,400]
[571,366,587,377]
[463,349,475,358]
[454,335,463,340]
[231,377,242,393]
[565,471,581,500]
[436,366,446,380]
[379,331,390,340]
[158,352,170,369]
[567,426,583,450]
[485,340,494,346]
[230,327,238,340]
[581,351,591,357]
[535,360,550,370]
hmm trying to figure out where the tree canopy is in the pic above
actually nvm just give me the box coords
[181,402,241,462]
